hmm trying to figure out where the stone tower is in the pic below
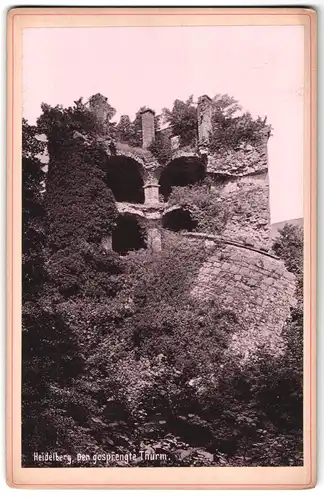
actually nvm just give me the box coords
[84,92,296,360]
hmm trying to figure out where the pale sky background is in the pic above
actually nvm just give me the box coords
[22,26,304,224]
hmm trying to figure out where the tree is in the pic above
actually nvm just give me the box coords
[22,101,122,465]
[272,224,303,287]
[115,114,134,143]
[148,132,172,165]
[87,94,117,136]
[209,94,270,153]
[272,223,303,384]
[22,119,46,299]
[163,96,198,147]
[270,223,304,464]
[22,118,47,462]
[212,94,241,117]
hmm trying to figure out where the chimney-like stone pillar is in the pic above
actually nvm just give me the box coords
[141,109,155,148]
[197,95,213,145]
[144,182,160,204]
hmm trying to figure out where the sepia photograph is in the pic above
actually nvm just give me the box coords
[7,7,316,488]
[20,22,305,469]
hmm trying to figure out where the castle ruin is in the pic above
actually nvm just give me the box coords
[87,93,296,358]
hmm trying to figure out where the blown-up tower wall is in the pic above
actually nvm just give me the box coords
[85,93,296,359]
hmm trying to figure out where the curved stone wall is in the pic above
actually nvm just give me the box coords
[187,233,297,360]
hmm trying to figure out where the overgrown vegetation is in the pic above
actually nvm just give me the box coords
[159,94,270,155]
[208,94,270,153]
[168,184,229,234]
[163,95,198,147]
[115,106,159,148]
[148,132,173,165]
[271,223,304,464]
[22,96,302,468]
[273,223,303,298]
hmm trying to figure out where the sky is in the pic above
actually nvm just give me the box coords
[22,26,305,224]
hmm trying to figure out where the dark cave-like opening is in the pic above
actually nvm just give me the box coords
[159,157,206,201]
[105,156,145,203]
[112,215,147,255]
[162,208,197,233]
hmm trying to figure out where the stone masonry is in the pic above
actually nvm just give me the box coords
[188,234,296,360]
[85,93,297,359]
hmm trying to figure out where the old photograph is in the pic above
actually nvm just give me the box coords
[21,23,305,469]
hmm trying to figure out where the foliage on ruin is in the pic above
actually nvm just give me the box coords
[271,223,304,463]
[78,229,304,467]
[22,118,87,463]
[115,107,159,148]
[22,103,124,463]
[167,184,229,235]
[22,119,47,460]
[148,132,173,165]
[273,223,303,298]
[115,114,134,143]
[22,119,46,300]
[38,102,119,248]
[209,94,271,153]
[38,100,107,145]
[161,93,270,156]
[162,95,198,147]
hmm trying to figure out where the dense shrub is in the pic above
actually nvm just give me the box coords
[21,118,90,464]
[168,184,229,234]
[271,223,304,464]
[273,223,303,297]
[22,101,122,465]
[82,230,303,467]
[115,114,134,143]
[22,119,47,461]
[148,132,173,165]
[22,119,46,299]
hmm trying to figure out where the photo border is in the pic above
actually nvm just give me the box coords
[6,6,317,489]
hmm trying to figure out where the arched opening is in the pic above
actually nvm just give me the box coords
[159,157,205,201]
[105,156,144,203]
[162,208,197,233]
[112,215,147,255]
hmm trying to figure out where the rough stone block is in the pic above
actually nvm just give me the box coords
[264,277,275,285]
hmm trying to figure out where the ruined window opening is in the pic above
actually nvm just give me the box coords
[159,157,206,201]
[105,156,145,204]
[112,215,147,255]
[162,208,197,233]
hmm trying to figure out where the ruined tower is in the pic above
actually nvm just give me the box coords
[86,93,295,358]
